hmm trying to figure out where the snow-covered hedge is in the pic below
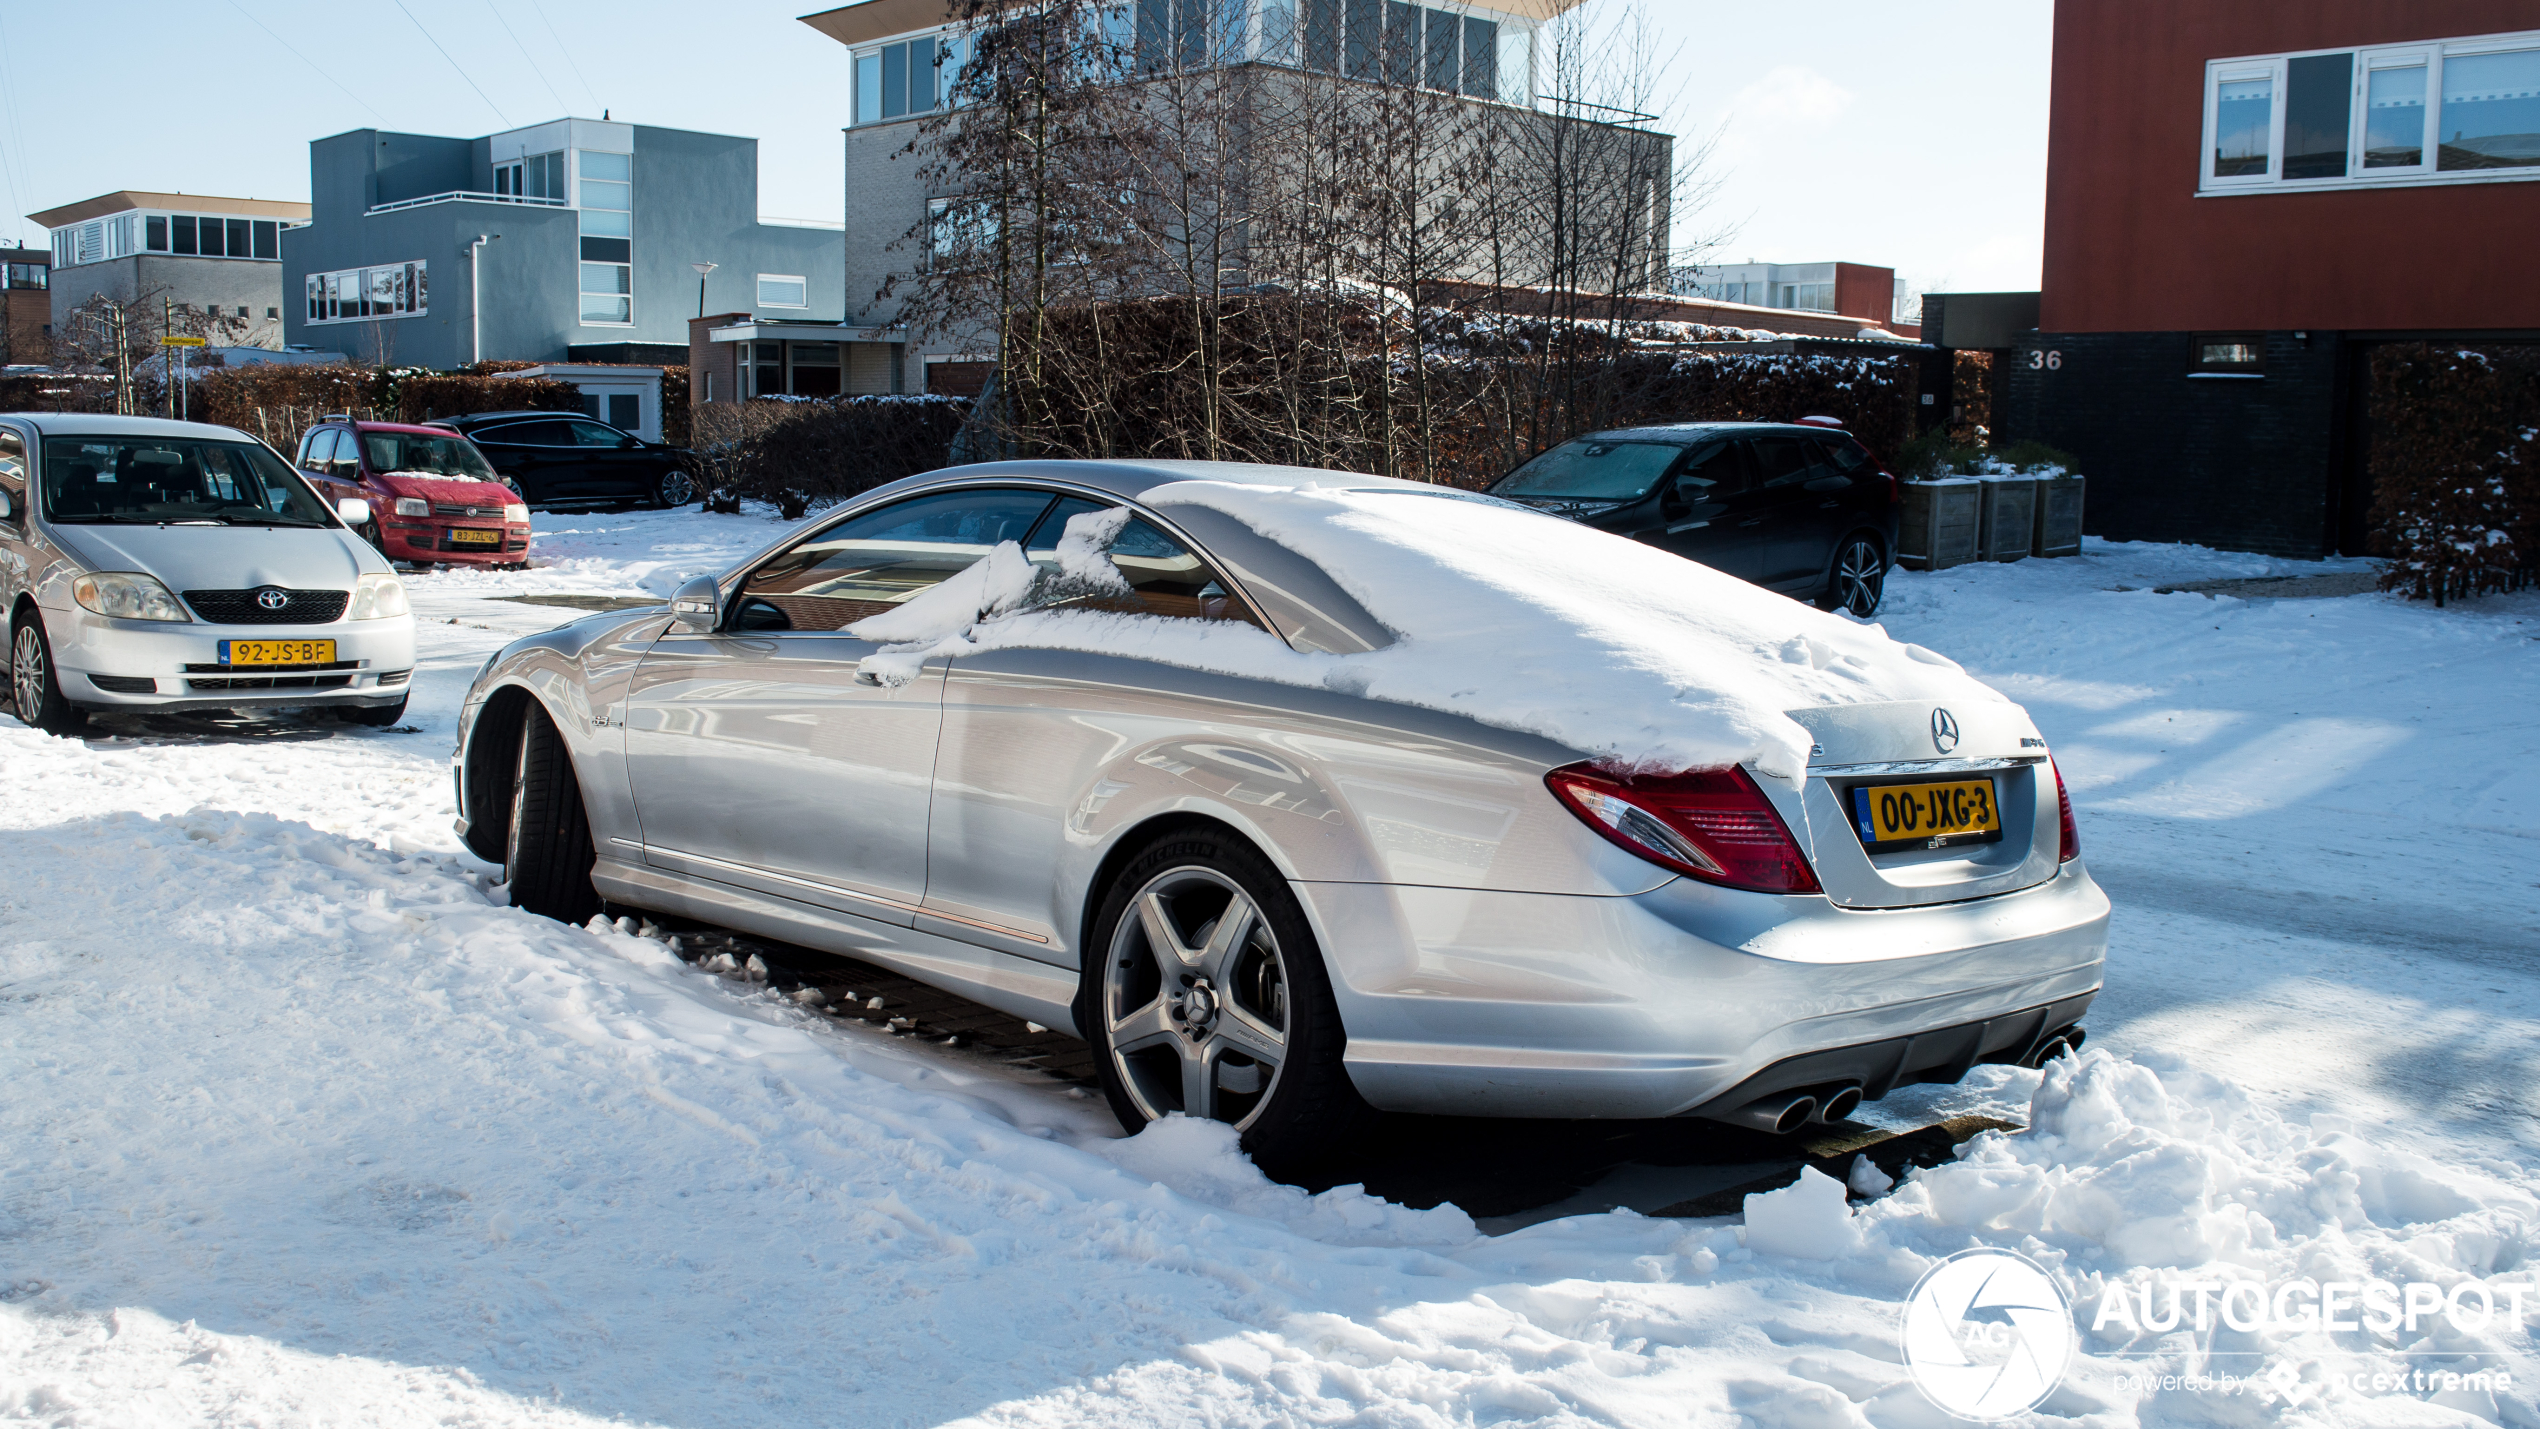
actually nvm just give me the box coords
[691,394,970,506]
[2369,344,2539,605]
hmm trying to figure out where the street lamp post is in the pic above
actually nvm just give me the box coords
[692,261,718,319]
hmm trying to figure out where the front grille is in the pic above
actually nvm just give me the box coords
[183,660,360,674]
[186,674,356,691]
[433,503,509,518]
[86,674,156,694]
[182,588,349,625]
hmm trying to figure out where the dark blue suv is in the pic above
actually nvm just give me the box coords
[1486,420,1900,616]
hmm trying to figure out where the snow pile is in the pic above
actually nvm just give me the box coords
[853,477,2012,782]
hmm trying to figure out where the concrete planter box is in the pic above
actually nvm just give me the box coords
[1897,479,1982,570]
[2031,472,2085,557]
[1977,477,2038,562]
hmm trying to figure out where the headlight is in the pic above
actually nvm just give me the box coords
[71,572,191,622]
[503,503,530,524]
[347,571,410,620]
[393,497,431,518]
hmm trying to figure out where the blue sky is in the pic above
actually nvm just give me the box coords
[0,0,2051,298]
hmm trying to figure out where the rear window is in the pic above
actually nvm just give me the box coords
[1493,439,1688,500]
[361,431,497,480]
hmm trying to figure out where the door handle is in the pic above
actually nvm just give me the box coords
[853,669,882,686]
[1739,517,1767,527]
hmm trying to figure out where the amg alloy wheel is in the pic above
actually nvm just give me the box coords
[1083,832,1371,1172]
[11,617,85,737]
[654,467,697,509]
[1819,535,1886,617]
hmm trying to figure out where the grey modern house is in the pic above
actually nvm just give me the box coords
[793,0,1670,398]
[32,190,311,350]
[282,118,846,370]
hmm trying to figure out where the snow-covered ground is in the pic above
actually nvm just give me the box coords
[3,506,2536,1427]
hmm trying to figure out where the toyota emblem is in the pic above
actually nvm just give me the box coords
[255,588,290,611]
[1931,707,1961,754]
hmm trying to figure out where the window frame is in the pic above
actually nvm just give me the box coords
[2200,28,2540,195]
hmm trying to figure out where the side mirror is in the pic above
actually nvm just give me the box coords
[667,573,722,633]
[336,497,372,527]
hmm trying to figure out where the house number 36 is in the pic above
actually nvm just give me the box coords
[2027,350,2063,369]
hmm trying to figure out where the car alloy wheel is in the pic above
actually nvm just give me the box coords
[655,468,697,508]
[1827,536,1885,617]
[11,618,83,736]
[1102,864,1292,1129]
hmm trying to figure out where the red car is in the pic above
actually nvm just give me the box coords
[291,418,532,567]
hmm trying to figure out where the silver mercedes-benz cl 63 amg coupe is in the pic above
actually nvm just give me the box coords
[453,460,2107,1169]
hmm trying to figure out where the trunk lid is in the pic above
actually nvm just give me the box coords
[1777,699,2061,910]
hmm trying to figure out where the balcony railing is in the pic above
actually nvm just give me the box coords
[365,191,569,216]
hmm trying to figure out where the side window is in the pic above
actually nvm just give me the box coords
[1749,437,1823,487]
[1812,435,1871,474]
[1025,496,1264,626]
[731,488,1059,633]
[569,420,628,447]
[0,428,25,526]
[1669,442,1747,503]
[300,428,334,473]
[499,421,573,447]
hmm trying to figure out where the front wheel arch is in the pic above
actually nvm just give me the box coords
[459,684,535,863]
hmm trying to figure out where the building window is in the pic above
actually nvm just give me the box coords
[854,31,970,123]
[2203,31,2540,192]
[305,261,427,323]
[4,263,43,290]
[757,274,809,308]
[578,148,633,325]
[495,151,566,202]
[2189,335,2265,375]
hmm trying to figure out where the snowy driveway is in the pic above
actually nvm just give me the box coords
[2,508,2534,1427]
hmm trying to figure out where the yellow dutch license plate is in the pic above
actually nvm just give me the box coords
[1851,777,2003,851]
[219,639,337,667]
[449,527,503,546]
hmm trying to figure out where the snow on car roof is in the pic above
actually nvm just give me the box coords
[853,469,2010,781]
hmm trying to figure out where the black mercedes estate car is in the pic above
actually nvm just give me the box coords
[1486,420,1900,616]
[427,411,697,511]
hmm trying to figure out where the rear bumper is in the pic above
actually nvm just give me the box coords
[1300,860,2109,1119]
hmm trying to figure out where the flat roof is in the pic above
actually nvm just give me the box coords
[29,191,310,229]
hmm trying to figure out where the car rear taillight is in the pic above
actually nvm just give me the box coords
[1545,763,1821,895]
[2052,758,2080,863]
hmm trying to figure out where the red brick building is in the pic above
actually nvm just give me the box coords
[1995,2,2540,556]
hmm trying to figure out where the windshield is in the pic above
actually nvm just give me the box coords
[41,437,335,526]
[1493,439,1691,500]
[362,431,497,480]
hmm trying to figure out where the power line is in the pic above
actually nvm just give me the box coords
[484,0,570,116]
[0,8,40,245]
[392,0,512,128]
[524,0,603,114]
[225,0,391,126]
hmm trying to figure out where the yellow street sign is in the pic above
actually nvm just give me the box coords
[160,336,207,347]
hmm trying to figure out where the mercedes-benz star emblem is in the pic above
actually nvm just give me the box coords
[255,588,289,611]
[1931,707,1961,754]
